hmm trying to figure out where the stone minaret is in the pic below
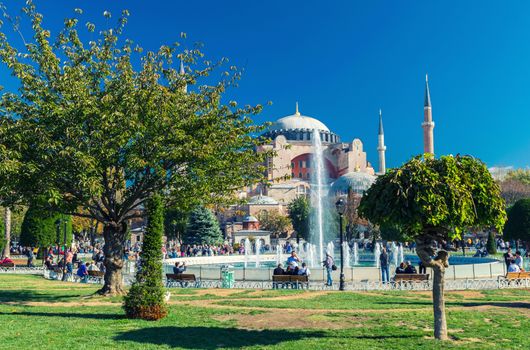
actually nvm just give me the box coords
[422,74,435,155]
[180,60,187,94]
[377,109,386,175]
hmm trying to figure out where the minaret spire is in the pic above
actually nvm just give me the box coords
[422,74,435,155]
[179,60,187,94]
[377,109,386,175]
[295,101,300,116]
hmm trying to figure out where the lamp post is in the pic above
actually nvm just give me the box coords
[335,197,346,291]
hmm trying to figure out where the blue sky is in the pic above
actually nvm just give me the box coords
[2,0,529,169]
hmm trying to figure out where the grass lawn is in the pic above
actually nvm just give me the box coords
[0,275,529,349]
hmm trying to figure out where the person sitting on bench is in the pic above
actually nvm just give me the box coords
[508,260,521,273]
[273,263,284,275]
[395,262,406,274]
[173,262,187,274]
[404,261,417,274]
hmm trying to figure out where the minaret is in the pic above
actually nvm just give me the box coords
[180,60,187,94]
[295,101,300,116]
[422,74,435,155]
[377,109,386,175]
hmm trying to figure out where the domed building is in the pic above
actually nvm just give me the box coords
[256,103,380,204]
[331,171,377,195]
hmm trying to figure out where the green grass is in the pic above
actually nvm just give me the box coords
[0,275,529,349]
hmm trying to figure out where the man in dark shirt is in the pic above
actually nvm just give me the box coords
[404,261,417,274]
[273,263,284,275]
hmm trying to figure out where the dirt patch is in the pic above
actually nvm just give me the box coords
[213,309,361,330]
[447,290,484,299]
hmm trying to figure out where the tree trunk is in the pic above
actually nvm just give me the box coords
[2,207,11,258]
[416,235,449,341]
[98,222,128,296]
[431,263,447,340]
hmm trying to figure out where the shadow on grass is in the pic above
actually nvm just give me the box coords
[115,326,326,349]
[0,311,125,320]
[0,290,87,303]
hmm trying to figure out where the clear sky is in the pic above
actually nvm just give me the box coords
[2,0,529,169]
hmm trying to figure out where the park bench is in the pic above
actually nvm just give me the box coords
[0,262,15,268]
[87,270,105,284]
[393,274,430,289]
[272,274,309,289]
[165,273,198,288]
[498,271,530,288]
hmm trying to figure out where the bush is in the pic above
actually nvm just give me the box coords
[123,194,167,320]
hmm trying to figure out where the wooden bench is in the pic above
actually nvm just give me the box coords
[87,270,105,284]
[166,273,197,287]
[498,271,530,288]
[393,274,430,289]
[0,262,15,268]
[272,274,309,289]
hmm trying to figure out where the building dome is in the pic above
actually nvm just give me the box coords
[269,114,330,133]
[248,195,279,205]
[331,172,376,194]
[243,215,259,223]
[263,103,339,144]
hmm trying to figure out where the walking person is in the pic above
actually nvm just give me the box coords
[323,252,334,286]
[379,248,390,283]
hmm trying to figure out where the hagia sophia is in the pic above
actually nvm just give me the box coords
[221,76,436,244]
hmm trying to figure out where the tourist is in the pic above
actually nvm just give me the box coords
[273,263,284,275]
[503,248,514,269]
[323,252,334,286]
[76,261,88,283]
[26,247,35,267]
[287,251,300,266]
[395,262,406,274]
[508,260,521,273]
[514,251,524,270]
[379,248,390,283]
[65,249,74,274]
[404,261,417,274]
[173,262,186,274]
[44,256,54,270]
[419,261,426,274]
[298,262,311,276]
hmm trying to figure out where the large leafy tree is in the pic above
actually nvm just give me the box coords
[287,196,309,242]
[503,198,530,244]
[0,4,270,294]
[164,207,189,242]
[359,155,506,340]
[258,210,292,239]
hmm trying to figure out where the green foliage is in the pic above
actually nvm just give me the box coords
[288,196,310,241]
[379,224,411,243]
[503,198,530,241]
[359,155,507,241]
[486,231,497,254]
[258,210,292,238]
[184,205,223,245]
[0,3,271,232]
[19,203,72,248]
[164,208,189,241]
[124,194,167,320]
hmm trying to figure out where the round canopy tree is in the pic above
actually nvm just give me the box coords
[503,198,530,245]
[359,155,506,340]
[288,196,310,242]
[0,4,271,294]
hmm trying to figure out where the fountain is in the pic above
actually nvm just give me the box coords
[391,242,398,266]
[255,239,262,268]
[374,242,381,268]
[311,129,327,263]
[398,243,404,265]
[342,241,350,268]
[307,243,317,267]
[275,244,282,265]
[352,242,359,265]
[244,238,251,268]
[326,241,335,260]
